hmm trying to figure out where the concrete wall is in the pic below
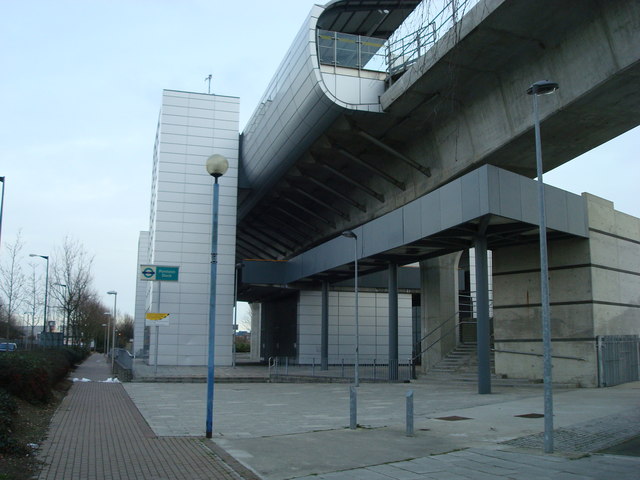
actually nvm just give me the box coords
[492,193,640,387]
[297,290,413,364]
[143,90,240,367]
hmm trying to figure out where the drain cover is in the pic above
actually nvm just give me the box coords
[436,416,472,421]
[515,413,545,419]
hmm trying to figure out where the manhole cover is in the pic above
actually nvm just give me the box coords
[436,416,472,421]
[515,413,545,419]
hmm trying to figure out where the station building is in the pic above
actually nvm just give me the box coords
[134,0,640,387]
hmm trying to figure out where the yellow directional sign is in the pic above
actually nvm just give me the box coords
[146,313,170,321]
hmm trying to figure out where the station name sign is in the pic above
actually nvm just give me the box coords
[139,264,179,282]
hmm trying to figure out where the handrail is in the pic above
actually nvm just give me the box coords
[493,349,586,362]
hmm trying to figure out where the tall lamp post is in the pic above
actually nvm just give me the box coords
[103,312,111,356]
[341,230,360,387]
[527,79,559,454]
[29,254,49,336]
[205,153,229,439]
[107,291,117,373]
[0,176,5,250]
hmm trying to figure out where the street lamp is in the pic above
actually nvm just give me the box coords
[107,291,117,374]
[101,323,108,354]
[341,230,360,387]
[0,177,5,251]
[54,283,68,344]
[205,153,229,439]
[103,312,111,356]
[29,254,49,335]
[527,79,559,454]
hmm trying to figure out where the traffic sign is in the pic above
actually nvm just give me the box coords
[145,313,170,321]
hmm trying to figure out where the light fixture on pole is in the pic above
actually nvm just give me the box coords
[205,153,229,439]
[29,254,49,335]
[341,230,360,387]
[527,79,559,454]
[107,291,118,373]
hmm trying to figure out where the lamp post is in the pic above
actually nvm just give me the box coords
[102,323,108,354]
[527,79,559,454]
[107,291,117,373]
[54,283,68,344]
[103,312,111,357]
[29,254,49,335]
[341,230,360,387]
[0,176,5,250]
[205,153,229,439]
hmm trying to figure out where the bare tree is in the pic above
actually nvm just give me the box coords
[23,262,43,347]
[117,314,134,348]
[50,237,94,345]
[0,231,26,340]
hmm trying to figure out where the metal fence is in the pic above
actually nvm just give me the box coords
[269,357,414,383]
[597,335,640,387]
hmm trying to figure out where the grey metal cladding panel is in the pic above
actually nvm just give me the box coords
[496,168,523,220]
[460,168,483,220]
[439,179,463,230]
[519,175,539,225]
[567,194,588,237]
[544,185,569,232]
[362,209,404,257]
[420,189,442,237]
[243,261,287,284]
[403,199,422,243]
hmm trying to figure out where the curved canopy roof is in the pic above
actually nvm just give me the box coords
[318,0,421,38]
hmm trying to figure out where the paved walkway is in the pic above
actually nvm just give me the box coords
[125,378,640,480]
[37,354,640,479]
[37,354,258,480]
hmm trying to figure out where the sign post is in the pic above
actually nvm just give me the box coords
[140,265,179,374]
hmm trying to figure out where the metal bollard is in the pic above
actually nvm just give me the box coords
[341,358,345,377]
[406,390,414,436]
[285,357,289,374]
[312,357,316,376]
[350,386,357,430]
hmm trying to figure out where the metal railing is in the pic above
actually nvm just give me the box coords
[269,356,414,382]
[316,0,479,79]
[385,0,478,78]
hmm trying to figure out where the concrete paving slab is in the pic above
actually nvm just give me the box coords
[123,379,640,480]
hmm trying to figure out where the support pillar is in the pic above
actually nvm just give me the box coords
[474,234,491,394]
[419,252,462,373]
[321,280,329,370]
[388,263,398,380]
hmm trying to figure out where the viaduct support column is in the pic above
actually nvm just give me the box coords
[321,280,329,370]
[474,234,491,394]
[388,263,398,380]
[419,252,461,373]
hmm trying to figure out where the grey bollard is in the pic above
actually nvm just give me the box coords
[406,390,414,436]
[350,386,357,430]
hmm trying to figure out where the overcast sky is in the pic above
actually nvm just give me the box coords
[1,0,639,318]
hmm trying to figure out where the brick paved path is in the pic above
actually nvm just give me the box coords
[37,354,257,480]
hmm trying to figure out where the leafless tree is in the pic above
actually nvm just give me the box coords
[116,314,134,348]
[23,262,43,347]
[50,237,94,345]
[0,231,26,340]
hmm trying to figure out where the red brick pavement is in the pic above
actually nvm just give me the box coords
[37,354,259,480]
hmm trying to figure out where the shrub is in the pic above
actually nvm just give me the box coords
[0,347,89,404]
[0,389,22,454]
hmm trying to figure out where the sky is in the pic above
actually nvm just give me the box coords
[1,0,639,320]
